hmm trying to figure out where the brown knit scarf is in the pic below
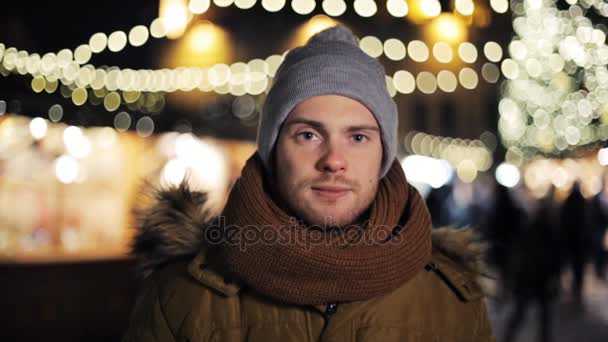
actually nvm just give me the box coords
[213,153,432,305]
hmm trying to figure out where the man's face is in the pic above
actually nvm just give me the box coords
[274,94,383,227]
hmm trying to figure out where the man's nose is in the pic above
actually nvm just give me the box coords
[316,141,347,173]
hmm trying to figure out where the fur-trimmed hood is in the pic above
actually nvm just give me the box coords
[132,182,487,279]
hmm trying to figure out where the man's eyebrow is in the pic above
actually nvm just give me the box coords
[283,119,379,133]
[283,118,324,129]
[346,125,380,133]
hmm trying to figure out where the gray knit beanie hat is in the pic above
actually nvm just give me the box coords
[257,25,398,178]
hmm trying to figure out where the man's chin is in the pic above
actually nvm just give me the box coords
[299,210,358,228]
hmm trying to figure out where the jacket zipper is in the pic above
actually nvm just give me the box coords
[319,303,338,340]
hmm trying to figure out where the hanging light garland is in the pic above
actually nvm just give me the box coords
[0,34,504,107]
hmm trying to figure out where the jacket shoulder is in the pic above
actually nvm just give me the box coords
[156,259,241,329]
[428,227,488,301]
[124,259,241,342]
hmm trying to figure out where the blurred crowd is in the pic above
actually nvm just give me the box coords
[425,178,608,342]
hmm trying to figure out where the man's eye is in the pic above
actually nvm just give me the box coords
[297,132,318,140]
[353,134,368,142]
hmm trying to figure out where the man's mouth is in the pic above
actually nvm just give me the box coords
[311,185,351,199]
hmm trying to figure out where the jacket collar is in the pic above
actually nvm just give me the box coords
[187,250,241,297]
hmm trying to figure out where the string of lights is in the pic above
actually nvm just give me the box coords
[0,33,504,86]
[0,0,510,72]
[0,37,504,107]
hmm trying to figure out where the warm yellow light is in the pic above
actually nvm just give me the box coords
[74,44,92,64]
[162,159,188,186]
[160,0,189,39]
[165,21,232,72]
[458,67,479,89]
[406,0,441,24]
[457,159,478,183]
[40,53,56,76]
[432,42,453,63]
[501,58,519,79]
[393,70,416,94]
[407,40,429,62]
[437,70,457,92]
[384,39,406,61]
[25,54,40,75]
[77,66,93,87]
[123,91,141,104]
[189,0,211,13]
[90,69,107,90]
[45,79,59,93]
[291,0,316,14]
[262,0,286,12]
[458,42,478,63]
[360,36,384,58]
[108,31,127,52]
[416,71,437,94]
[29,117,48,140]
[57,49,73,68]
[62,61,79,82]
[129,26,150,47]
[89,33,108,53]
[484,41,503,62]
[490,0,509,13]
[55,155,79,184]
[291,15,338,47]
[229,62,249,86]
[322,0,347,17]
[266,55,283,77]
[353,0,377,17]
[72,87,88,106]
[248,77,268,95]
[208,64,231,86]
[455,0,474,16]
[150,18,169,38]
[248,59,268,75]
[63,126,91,159]
[421,0,441,17]
[427,13,467,45]
[187,21,219,53]
[387,0,408,17]
[31,76,46,93]
[214,0,234,7]
[104,91,122,112]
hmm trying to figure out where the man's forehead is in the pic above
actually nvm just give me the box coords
[285,97,379,128]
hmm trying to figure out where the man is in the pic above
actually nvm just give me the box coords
[124,25,494,341]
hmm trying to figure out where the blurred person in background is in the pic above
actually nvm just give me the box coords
[482,184,528,303]
[425,183,453,228]
[502,188,563,342]
[560,182,593,308]
[589,188,608,281]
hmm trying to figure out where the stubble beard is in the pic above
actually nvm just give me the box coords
[278,179,378,229]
